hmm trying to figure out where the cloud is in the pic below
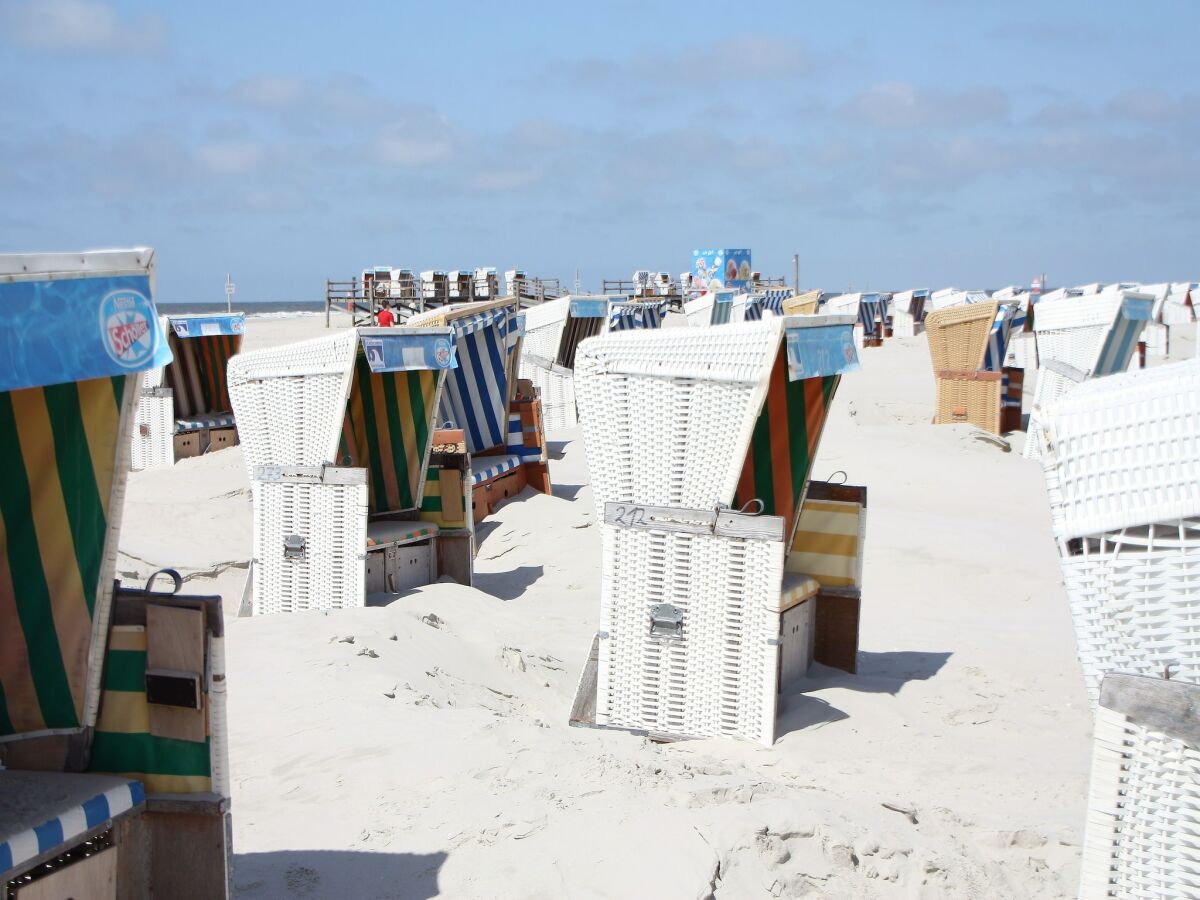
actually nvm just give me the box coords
[370,128,454,168]
[195,140,267,175]
[554,33,815,92]
[842,82,1010,129]
[1,0,168,55]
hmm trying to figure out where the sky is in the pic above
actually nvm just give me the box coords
[0,0,1197,301]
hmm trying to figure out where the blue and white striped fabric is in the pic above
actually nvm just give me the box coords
[859,293,888,337]
[470,453,521,486]
[1001,372,1021,408]
[440,306,519,454]
[608,300,668,332]
[982,304,1020,372]
[0,777,144,876]
[1093,296,1152,375]
[507,414,545,462]
[176,412,236,432]
[760,289,790,316]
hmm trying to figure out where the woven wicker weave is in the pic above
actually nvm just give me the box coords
[1040,360,1200,704]
[925,301,998,372]
[130,390,174,470]
[782,290,820,316]
[1080,678,1200,898]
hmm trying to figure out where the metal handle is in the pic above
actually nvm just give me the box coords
[649,603,684,638]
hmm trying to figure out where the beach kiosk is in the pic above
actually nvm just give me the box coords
[406,298,552,524]
[0,249,232,898]
[228,327,473,614]
[569,316,867,745]
[130,312,245,470]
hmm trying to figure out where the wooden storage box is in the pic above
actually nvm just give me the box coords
[173,431,201,459]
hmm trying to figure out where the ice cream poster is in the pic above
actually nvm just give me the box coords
[692,249,752,291]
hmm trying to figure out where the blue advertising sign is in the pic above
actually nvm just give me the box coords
[169,313,245,339]
[692,248,752,291]
[570,297,610,318]
[359,330,457,373]
[785,323,861,380]
[0,274,172,393]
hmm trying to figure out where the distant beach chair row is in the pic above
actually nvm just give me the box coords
[0,250,232,896]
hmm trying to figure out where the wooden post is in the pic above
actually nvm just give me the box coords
[793,254,799,294]
[325,279,330,328]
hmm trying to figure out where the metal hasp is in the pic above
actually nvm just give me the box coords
[649,603,684,638]
[283,535,306,559]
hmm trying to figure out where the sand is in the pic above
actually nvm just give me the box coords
[116,311,1141,898]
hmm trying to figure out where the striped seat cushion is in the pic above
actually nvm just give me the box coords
[175,412,236,433]
[366,521,438,548]
[0,772,144,877]
[470,454,520,486]
[778,571,821,612]
[506,413,545,463]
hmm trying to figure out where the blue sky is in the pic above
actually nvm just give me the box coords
[1,0,1197,301]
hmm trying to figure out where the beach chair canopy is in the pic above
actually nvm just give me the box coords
[153,313,244,426]
[743,289,791,321]
[890,289,929,315]
[229,327,455,514]
[926,300,1000,372]
[522,295,612,370]
[825,292,888,337]
[574,315,859,537]
[0,249,169,741]
[782,290,821,316]
[607,298,669,332]
[407,298,523,454]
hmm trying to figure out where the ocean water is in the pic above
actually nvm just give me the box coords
[157,300,329,317]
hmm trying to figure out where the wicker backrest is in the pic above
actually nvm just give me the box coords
[1041,358,1200,540]
[783,290,820,316]
[228,330,358,473]
[925,301,999,372]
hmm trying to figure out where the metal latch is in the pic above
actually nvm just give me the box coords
[649,603,684,638]
[283,535,306,559]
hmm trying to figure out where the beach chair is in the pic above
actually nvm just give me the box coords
[824,293,888,347]
[568,316,865,745]
[682,289,737,326]
[889,289,930,337]
[1023,290,1154,460]
[519,295,667,433]
[742,289,792,321]
[782,289,821,317]
[228,327,473,614]
[406,298,552,524]
[925,300,1024,435]
[130,312,245,470]
[1079,674,1200,898]
[0,249,232,898]
[1036,359,1200,705]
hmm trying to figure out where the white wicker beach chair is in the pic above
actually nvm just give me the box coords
[570,316,863,745]
[1037,359,1200,704]
[228,327,466,614]
[1079,674,1200,898]
[519,295,667,433]
[1025,290,1154,460]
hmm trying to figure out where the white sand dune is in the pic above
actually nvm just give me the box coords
[118,318,1098,898]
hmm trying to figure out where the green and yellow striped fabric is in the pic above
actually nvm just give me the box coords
[0,375,125,737]
[419,466,469,529]
[338,353,439,514]
[89,626,211,793]
[734,350,838,534]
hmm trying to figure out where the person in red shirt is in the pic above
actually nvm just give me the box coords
[376,299,395,327]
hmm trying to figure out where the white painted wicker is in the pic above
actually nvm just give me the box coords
[519,356,577,433]
[1040,360,1200,704]
[573,320,783,515]
[596,522,781,745]
[251,475,367,615]
[1025,292,1150,460]
[228,330,358,474]
[1079,678,1200,899]
[129,389,174,470]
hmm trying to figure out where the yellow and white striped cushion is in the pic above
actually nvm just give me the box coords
[786,498,864,588]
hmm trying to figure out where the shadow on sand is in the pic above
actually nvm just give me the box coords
[551,483,585,502]
[774,650,952,739]
[547,440,572,461]
[472,564,545,601]
[233,849,447,899]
